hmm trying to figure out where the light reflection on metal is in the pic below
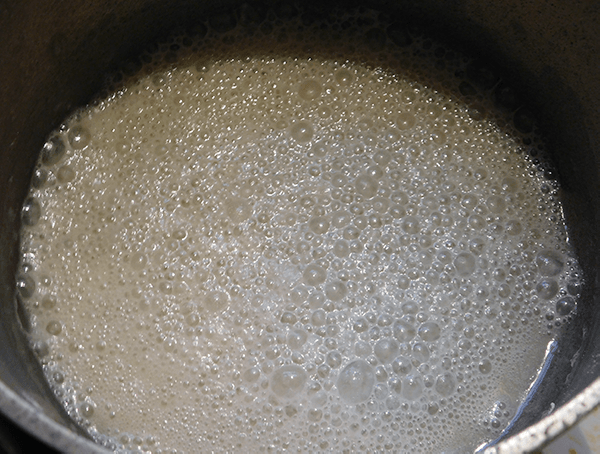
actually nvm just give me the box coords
[485,377,600,453]
[477,340,557,452]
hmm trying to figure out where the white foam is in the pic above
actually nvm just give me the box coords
[18,11,583,454]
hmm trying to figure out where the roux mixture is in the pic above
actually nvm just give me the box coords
[17,10,582,453]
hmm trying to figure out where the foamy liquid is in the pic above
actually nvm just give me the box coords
[18,11,582,454]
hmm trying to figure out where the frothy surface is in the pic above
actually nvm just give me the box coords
[18,10,582,453]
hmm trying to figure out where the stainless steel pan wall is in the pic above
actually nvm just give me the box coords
[0,0,598,452]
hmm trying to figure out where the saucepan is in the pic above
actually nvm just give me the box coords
[0,0,598,452]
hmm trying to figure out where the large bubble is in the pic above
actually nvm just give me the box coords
[271,365,307,398]
[337,359,375,404]
[290,121,315,143]
[374,338,399,363]
[298,79,322,101]
[454,252,476,276]
[536,250,564,276]
[354,174,378,199]
[41,136,67,165]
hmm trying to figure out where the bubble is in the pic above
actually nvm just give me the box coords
[476,359,492,375]
[311,309,327,325]
[390,191,408,205]
[468,215,486,230]
[391,356,412,375]
[57,165,76,183]
[401,216,420,234]
[46,320,62,336]
[331,210,352,228]
[225,197,253,223]
[402,375,423,400]
[204,291,230,312]
[461,194,479,210]
[309,216,330,234]
[16,274,36,299]
[325,281,347,301]
[337,359,375,404]
[271,365,307,398]
[186,313,200,326]
[331,173,348,188]
[31,167,50,188]
[556,297,576,316]
[354,174,378,199]
[343,225,360,240]
[290,121,315,143]
[333,239,350,258]
[374,383,389,400]
[425,402,439,416]
[41,135,67,165]
[412,343,430,364]
[326,351,342,369]
[22,197,42,226]
[154,143,169,157]
[42,295,57,309]
[371,197,390,213]
[317,105,332,118]
[354,341,373,358]
[378,314,393,327]
[285,286,307,305]
[308,293,325,309]
[80,402,95,418]
[536,251,564,276]
[159,281,174,294]
[32,341,49,358]
[366,165,384,179]
[281,311,297,324]
[502,177,519,192]
[454,253,476,276]
[239,366,262,388]
[402,301,419,314]
[298,79,322,101]
[498,283,511,298]
[311,141,328,158]
[390,204,406,219]
[51,370,64,384]
[373,150,391,166]
[353,318,368,333]
[368,214,383,228]
[303,264,327,286]
[393,319,416,342]
[505,220,523,235]
[354,216,368,230]
[397,112,415,129]
[334,69,353,86]
[130,252,147,270]
[308,407,323,421]
[474,168,488,180]
[469,238,485,256]
[418,322,441,341]
[374,338,399,363]
[536,279,558,300]
[435,372,456,397]
[350,240,363,253]
[486,195,506,213]
[68,125,91,150]
[458,339,472,351]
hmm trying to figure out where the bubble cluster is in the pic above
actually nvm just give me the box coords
[18,6,583,454]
